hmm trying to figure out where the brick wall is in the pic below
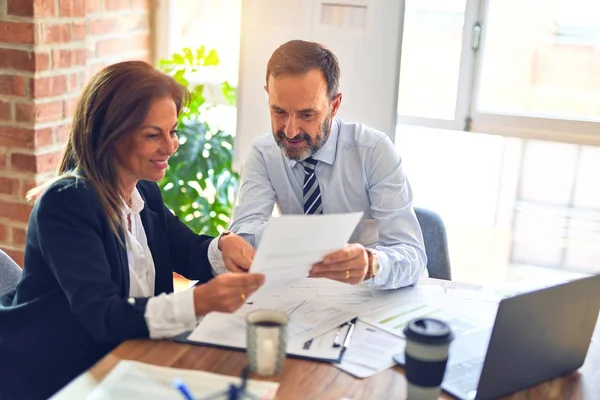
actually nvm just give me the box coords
[0,0,152,265]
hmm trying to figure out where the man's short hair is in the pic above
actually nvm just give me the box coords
[266,40,340,100]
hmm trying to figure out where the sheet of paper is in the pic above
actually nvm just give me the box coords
[335,320,405,378]
[187,298,356,354]
[86,360,279,400]
[279,277,377,312]
[249,212,363,300]
[359,288,484,338]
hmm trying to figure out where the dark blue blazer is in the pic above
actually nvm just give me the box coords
[0,178,215,399]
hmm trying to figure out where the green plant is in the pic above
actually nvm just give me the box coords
[158,47,239,237]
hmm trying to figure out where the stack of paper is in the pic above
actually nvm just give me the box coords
[87,360,279,400]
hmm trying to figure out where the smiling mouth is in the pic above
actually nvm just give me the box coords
[150,159,168,166]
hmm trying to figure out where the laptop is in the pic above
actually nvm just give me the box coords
[442,274,600,399]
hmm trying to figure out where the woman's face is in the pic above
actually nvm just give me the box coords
[115,96,179,192]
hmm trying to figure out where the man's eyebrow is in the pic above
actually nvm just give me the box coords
[270,105,285,111]
[298,108,318,114]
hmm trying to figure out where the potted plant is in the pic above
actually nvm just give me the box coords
[158,47,239,237]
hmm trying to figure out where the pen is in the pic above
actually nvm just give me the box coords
[342,318,357,350]
[173,378,195,400]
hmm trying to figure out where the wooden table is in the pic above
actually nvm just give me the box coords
[53,279,600,400]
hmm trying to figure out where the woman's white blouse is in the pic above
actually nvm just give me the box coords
[122,188,226,339]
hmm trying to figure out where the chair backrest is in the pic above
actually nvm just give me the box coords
[414,207,452,280]
[0,249,22,296]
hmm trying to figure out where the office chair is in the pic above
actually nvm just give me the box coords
[414,207,452,281]
[0,249,21,296]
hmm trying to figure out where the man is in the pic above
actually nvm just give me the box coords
[229,40,426,289]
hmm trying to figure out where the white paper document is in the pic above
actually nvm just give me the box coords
[86,360,279,400]
[249,212,363,300]
[359,286,485,338]
[187,298,356,359]
[335,320,406,378]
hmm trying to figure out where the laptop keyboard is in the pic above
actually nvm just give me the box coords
[443,357,485,397]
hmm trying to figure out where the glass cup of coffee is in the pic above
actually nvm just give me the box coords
[245,309,288,376]
[403,318,454,400]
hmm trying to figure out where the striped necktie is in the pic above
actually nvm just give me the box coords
[302,157,323,214]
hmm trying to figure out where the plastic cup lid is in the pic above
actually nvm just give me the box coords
[403,318,454,345]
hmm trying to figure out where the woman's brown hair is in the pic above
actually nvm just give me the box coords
[27,60,190,238]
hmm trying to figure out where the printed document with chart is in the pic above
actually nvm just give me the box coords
[248,212,364,300]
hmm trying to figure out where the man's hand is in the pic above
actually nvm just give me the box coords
[309,243,368,285]
[218,232,256,273]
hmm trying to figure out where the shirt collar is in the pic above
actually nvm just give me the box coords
[287,118,340,168]
[122,187,145,216]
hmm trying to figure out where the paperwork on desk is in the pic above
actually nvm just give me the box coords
[248,212,363,301]
[86,360,279,400]
[335,319,406,378]
[187,296,356,361]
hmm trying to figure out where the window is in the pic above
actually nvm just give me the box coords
[477,0,600,122]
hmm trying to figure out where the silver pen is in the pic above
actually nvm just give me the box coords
[342,319,357,350]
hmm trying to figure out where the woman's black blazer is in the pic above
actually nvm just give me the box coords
[0,178,215,399]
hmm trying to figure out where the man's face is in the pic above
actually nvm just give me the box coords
[266,69,341,161]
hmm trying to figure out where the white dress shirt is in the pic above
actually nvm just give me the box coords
[123,188,226,339]
[229,119,427,289]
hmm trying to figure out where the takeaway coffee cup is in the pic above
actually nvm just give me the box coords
[246,309,288,376]
[403,318,454,400]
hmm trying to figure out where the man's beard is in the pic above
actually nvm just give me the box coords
[274,115,331,161]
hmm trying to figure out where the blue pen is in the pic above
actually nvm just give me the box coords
[173,378,195,400]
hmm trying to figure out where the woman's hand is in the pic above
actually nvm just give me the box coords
[218,232,256,273]
[193,273,265,315]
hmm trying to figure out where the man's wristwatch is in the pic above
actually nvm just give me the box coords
[364,248,379,280]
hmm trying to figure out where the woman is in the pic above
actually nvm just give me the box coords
[0,61,264,399]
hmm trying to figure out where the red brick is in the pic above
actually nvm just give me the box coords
[0,177,19,196]
[86,0,100,13]
[104,0,131,11]
[6,0,33,17]
[0,200,32,223]
[52,48,86,69]
[67,73,79,91]
[89,18,117,36]
[54,124,69,143]
[0,127,35,149]
[15,100,63,123]
[34,127,54,147]
[0,49,36,72]
[13,76,29,96]
[8,0,57,18]
[35,52,51,72]
[40,22,71,44]
[21,179,39,199]
[35,0,58,17]
[11,150,62,173]
[96,34,150,57]
[72,21,86,41]
[0,149,6,168]
[0,21,35,44]
[0,223,6,243]
[64,98,77,118]
[59,0,85,17]
[131,0,151,10]
[5,249,24,267]
[32,75,67,97]
[0,100,11,121]
[11,226,27,246]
